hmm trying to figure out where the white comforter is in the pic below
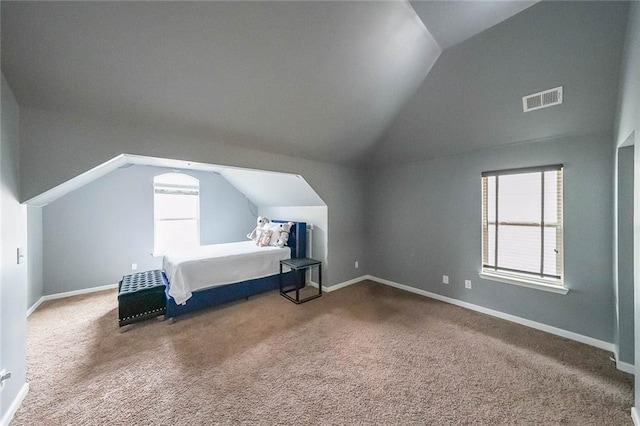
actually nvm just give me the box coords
[163,241,291,305]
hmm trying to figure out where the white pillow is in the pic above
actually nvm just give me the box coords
[265,223,282,246]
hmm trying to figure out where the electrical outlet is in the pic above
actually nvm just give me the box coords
[132,263,138,271]
[465,280,472,289]
[355,261,359,269]
[443,275,449,284]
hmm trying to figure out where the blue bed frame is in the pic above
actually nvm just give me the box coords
[164,221,307,319]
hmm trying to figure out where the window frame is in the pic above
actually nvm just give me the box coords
[479,164,568,294]
[152,173,201,256]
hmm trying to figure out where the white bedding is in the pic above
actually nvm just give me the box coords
[163,241,291,305]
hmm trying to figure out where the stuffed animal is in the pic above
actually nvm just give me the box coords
[274,222,294,248]
[247,216,270,244]
[258,228,273,247]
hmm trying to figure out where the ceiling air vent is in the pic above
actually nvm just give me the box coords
[522,86,563,112]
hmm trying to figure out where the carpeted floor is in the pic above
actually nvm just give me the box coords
[12,280,633,425]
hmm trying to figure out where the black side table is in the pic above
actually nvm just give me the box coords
[279,257,322,304]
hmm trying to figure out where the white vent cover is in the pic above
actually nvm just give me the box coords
[522,86,563,112]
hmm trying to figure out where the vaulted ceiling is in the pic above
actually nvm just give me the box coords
[409,1,537,50]
[1,1,439,166]
[1,1,630,169]
[367,1,630,166]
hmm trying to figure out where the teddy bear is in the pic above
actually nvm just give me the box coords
[274,222,294,248]
[247,216,270,244]
[257,228,273,247]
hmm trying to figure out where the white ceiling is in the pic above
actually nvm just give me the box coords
[221,168,326,208]
[409,1,538,49]
[4,1,627,205]
[1,1,555,172]
[1,1,440,166]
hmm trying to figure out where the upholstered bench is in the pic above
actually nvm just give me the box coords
[118,270,167,329]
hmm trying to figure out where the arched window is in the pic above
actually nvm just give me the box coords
[153,173,200,255]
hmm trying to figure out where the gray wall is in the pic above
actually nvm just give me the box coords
[367,133,614,342]
[0,75,27,421]
[20,107,366,287]
[617,146,634,365]
[27,206,43,308]
[613,0,640,409]
[42,165,257,295]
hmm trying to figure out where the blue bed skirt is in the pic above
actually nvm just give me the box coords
[164,270,300,318]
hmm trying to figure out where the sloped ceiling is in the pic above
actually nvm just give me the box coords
[2,1,626,174]
[221,168,325,207]
[410,1,537,50]
[366,1,630,166]
[24,153,326,208]
[1,1,439,167]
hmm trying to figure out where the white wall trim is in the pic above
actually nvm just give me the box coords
[308,275,368,293]
[26,297,45,318]
[612,348,636,375]
[632,407,640,426]
[478,271,569,295]
[27,283,119,317]
[0,383,29,426]
[42,283,118,301]
[617,360,635,375]
[361,275,615,353]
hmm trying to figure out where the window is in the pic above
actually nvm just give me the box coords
[481,165,565,292]
[153,173,200,255]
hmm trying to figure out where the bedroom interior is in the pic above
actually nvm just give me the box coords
[1,0,639,425]
[29,161,327,302]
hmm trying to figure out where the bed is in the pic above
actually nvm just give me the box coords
[163,220,307,319]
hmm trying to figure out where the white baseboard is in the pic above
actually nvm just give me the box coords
[0,383,29,426]
[42,283,118,301]
[612,347,636,374]
[632,407,640,426]
[27,283,118,317]
[308,275,368,293]
[26,297,45,318]
[359,275,615,353]
[617,360,635,375]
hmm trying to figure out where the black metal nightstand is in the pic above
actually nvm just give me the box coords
[279,257,322,304]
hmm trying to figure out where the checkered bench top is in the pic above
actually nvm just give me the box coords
[119,270,166,296]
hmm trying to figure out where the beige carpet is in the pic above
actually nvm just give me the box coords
[13,280,633,425]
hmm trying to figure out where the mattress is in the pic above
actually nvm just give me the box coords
[163,241,291,305]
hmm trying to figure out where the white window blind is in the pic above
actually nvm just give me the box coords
[153,173,200,255]
[481,165,563,285]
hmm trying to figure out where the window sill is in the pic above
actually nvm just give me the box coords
[479,272,569,295]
